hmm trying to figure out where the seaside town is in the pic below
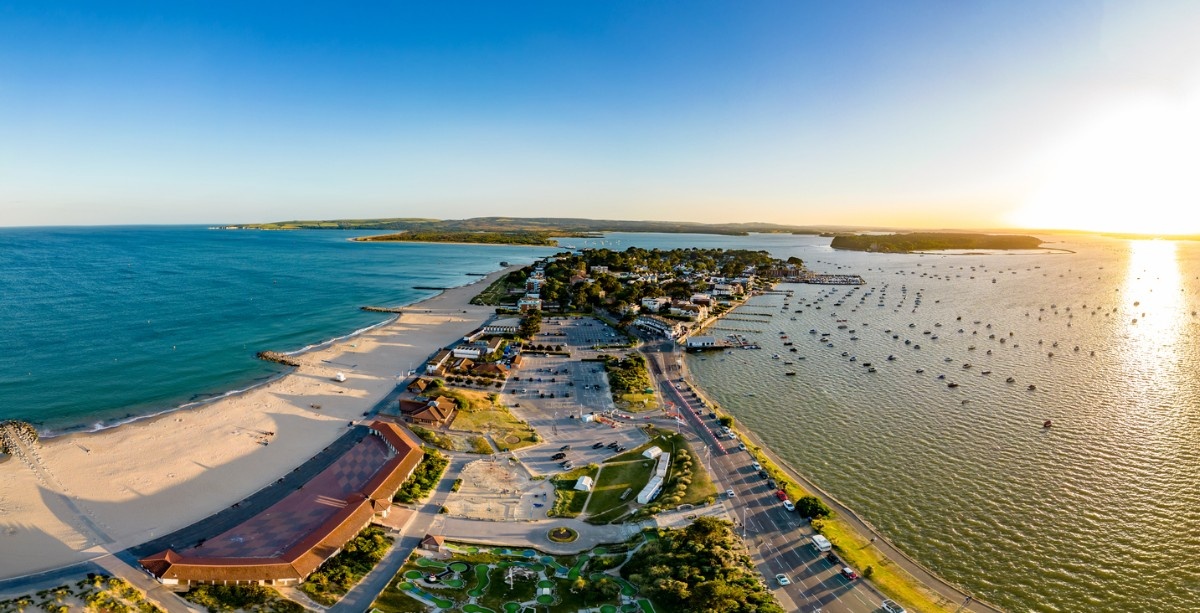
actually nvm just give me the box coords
[0,247,979,613]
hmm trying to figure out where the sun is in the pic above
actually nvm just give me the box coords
[1008,92,1200,236]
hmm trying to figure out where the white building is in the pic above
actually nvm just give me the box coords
[483,317,521,335]
[642,446,663,459]
[639,297,670,312]
[634,316,685,339]
[452,346,484,359]
[685,336,717,348]
[574,476,594,492]
[518,295,543,312]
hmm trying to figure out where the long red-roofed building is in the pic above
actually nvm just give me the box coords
[139,420,422,588]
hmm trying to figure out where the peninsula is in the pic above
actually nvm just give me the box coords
[353,230,561,246]
[830,231,1044,253]
[225,216,824,237]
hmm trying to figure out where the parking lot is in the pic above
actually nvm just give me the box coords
[507,316,652,477]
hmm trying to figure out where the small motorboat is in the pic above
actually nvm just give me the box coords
[333,372,346,382]
[1006,377,1016,383]
[916,368,925,373]
[1028,384,1037,391]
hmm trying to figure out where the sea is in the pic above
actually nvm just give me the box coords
[0,226,552,433]
[3,227,1199,611]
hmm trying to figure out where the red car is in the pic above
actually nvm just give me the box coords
[775,489,789,501]
[840,566,859,581]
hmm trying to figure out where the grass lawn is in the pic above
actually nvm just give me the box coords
[477,570,537,612]
[616,392,658,412]
[605,433,666,464]
[369,581,431,613]
[814,518,957,613]
[470,271,523,306]
[451,407,538,452]
[585,460,655,516]
[550,466,599,518]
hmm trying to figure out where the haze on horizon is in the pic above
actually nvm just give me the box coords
[2,1,1199,234]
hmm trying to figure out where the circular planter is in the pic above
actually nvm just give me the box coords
[547,527,578,543]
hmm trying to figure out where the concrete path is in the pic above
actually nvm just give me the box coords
[430,515,645,555]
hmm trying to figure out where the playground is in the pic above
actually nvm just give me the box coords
[370,535,658,613]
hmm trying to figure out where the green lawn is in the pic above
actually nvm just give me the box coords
[549,466,599,518]
[451,406,539,451]
[616,392,658,412]
[585,461,654,516]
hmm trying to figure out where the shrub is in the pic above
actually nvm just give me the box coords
[394,448,449,503]
[794,495,832,519]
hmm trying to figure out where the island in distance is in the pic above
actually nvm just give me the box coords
[828,232,1044,253]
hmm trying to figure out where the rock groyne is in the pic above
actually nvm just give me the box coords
[361,306,405,313]
[256,351,301,368]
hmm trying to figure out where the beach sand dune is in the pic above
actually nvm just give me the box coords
[0,268,514,579]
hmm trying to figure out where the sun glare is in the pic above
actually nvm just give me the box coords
[1008,91,1200,235]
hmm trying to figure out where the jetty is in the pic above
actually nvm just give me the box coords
[786,272,866,285]
[361,306,405,313]
[256,351,301,368]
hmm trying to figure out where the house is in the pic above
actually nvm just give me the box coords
[419,534,446,553]
[690,293,713,306]
[398,396,457,427]
[590,265,609,275]
[669,303,707,320]
[574,476,594,492]
[483,317,521,335]
[712,283,743,297]
[453,346,484,359]
[451,358,475,372]
[424,349,453,375]
[685,336,718,349]
[640,297,670,312]
[472,337,505,355]
[471,362,509,377]
[518,295,542,312]
[634,316,684,339]
[407,378,433,394]
[525,277,543,292]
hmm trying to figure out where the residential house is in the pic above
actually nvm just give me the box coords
[407,378,433,394]
[419,534,446,553]
[424,349,453,375]
[471,362,509,378]
[669,303,708,320]
[518,295,542,312]
[634,315,685,339]
[690,293,713,306]
[640,297,670,312]
[398,395,457,427]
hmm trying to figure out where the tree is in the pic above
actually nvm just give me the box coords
[718,416,734,428]
[794,495,832,519]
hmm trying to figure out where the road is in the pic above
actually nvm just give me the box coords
[639,334,889,613]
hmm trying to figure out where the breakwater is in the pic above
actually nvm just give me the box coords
[361,306,405,313]
[256,351,301,368]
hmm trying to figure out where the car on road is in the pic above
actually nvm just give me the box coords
[774,574,791,587]
[880,599,907,613]
[840,566,859,581]
[783,500,795,512]
[726,489,735,498]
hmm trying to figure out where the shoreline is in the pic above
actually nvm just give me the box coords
[0,265,522,580]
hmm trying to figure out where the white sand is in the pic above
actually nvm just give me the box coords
[0,268,518,579]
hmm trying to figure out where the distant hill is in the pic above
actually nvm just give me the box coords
[829,232,1044,253]
[229,216,823,237]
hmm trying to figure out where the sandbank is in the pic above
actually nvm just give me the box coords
[0,266,519,580]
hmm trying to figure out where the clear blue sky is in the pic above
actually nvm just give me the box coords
[3,1,1199,229]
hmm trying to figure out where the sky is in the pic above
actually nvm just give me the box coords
[2,1,1199,231]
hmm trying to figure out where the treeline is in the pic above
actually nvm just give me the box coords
[300,526,393,605]
[623,517,784,613]
[394,447,449,503]
[354,231,559,246]
[830,232,1043,253]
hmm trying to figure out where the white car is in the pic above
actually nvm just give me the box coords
[738,443,747,451]
[774,574,791,586]
[726,489,735,498]
[783,500,795,512]
[880,600,906,613]
[752,461,762,471]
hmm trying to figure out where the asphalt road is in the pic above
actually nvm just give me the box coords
[639,334,889,613]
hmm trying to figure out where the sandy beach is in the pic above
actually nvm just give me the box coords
[0,267,516,580]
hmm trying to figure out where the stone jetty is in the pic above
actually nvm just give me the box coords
[256,351,301,367]
[361,306,405,313]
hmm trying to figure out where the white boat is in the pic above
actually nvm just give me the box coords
[333,372,346,382]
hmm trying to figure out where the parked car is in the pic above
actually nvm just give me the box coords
[767,479,778,489]
[606,441,618,449]
[751,461,762,471]
[880,600,907,613]
[775,489,789,501]
[758,470,769,479]
[551,453,566,460]
[592,442,605,449]
[783,500,795,512]
[726,489,735,498]
[774,574,791,587]
[840,567,859,581]
[738,443,747,451]
[559,444,571,451]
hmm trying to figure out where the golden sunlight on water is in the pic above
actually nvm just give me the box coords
[1121,240,1185,383]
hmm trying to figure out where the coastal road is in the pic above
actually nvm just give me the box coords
[639,336,887,613]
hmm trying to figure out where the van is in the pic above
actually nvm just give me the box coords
[810,534,832,553]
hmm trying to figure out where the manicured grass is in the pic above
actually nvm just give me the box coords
[451,404,538,452]
[471,271,523,306]
[617,392,658,412]
[477,569,537,612]
[585,460,654,515]
[586,504,631,525]
[450,562,469,573]
[814,518,957,613]
[549,466,599,518]
[414,557,447,569]
[637,598,656,613]
[468,565,491,598]
[368,581,430,613]
[605,434,667,463]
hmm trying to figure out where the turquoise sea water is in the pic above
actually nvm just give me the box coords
[0,226,550,432]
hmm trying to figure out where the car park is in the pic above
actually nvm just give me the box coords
[774,574,791,587]
[840,566,859,581]
[880,599,906,613]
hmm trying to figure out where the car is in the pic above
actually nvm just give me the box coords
[606,442,619,449]
[767,479,778,489]
[562,462,574,469]
[758,470,768,479]
[840,566,859,581]
[726,489,735,498]
[616,446,626,452]
[880,600,907,613]
[783,500,795,512]
[738,443,747,451]
[559,444,571,451]
[751,461,762,471]
[774,574,791,587]
[592,442,605,449]
[775,489,789,501]
[551,453,566,460]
